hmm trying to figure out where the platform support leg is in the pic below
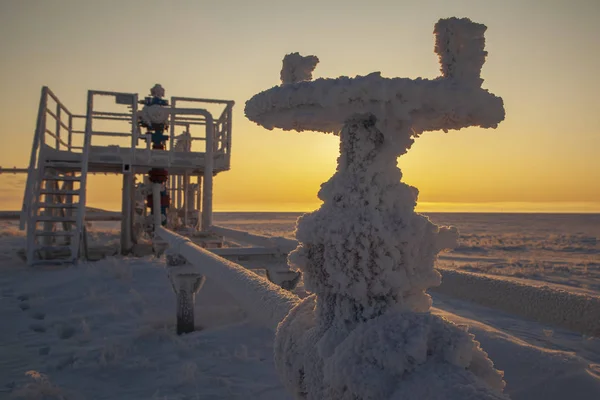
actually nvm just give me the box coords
[152,183,162,232]
[120,172,134,255]
[201,170,213,232]
[196,175,202,231]
[183,173,189,227]
[177,175,182,210]
[166,252,205,335]
[201,121,214,232]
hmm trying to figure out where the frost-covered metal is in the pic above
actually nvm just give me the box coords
[156,227,300,331]
[19,85,234,265]
[246,18,504,153]
[246,17,507,400]
[166,250,206,335]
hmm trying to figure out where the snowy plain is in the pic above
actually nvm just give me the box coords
[1,212,599,399]
[216,212,600,293]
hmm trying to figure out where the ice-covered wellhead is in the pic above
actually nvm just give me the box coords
[246,17,507,400]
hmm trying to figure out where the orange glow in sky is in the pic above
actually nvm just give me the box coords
[0,0,598,213]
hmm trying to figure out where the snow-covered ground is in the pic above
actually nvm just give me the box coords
[1,212,599,399]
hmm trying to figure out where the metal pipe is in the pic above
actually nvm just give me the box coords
[88,89,136,97]
[202,114,213,231]
[169,98,176,152]
[90,115,132,121]
[172,121,206,127]
[173,116,207,122]
[168,175,174,209]
[226,103,233,161]
[44,129,69,147]
[129,94,138,161]
[155,227,299,332]
[152,183,162,231]
[121,173,133,254]
[46,109,69,131]
[68,114,73,151]
[183,172,189,226]
[0,167,28,174]
[89,131,131,137]
[92,111,133,117]
[171,97,234,105]
[176,180,180,209]
[196,175,202,230]
[45,88,73,116]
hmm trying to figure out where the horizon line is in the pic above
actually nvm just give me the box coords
[2,201,599,215]
[209,201,600,214]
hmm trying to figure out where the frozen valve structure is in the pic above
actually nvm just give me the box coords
[140,84,171,227]
[246,18,508,399]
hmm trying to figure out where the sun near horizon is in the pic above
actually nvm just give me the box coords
[0,0,598,214]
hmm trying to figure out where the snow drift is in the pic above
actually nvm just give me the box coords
[433,268,600,336]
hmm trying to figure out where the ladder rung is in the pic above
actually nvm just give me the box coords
[40,190,80,195]
[34,230,76,237]
[34,216,77,222]
[37,203,79,208]
[43,176,81,181]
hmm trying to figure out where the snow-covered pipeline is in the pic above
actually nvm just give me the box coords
[432,268,600,337]
[158,226,600,336]
[155,227,299,332]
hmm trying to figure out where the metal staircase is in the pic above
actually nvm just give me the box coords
[20,87,91,265]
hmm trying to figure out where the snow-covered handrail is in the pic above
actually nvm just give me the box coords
[210,225,298,253]
[165,107,215,230]
[156,227,300,331]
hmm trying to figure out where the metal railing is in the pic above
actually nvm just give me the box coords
[170,96,233,166]
[19,87,234,230]
[24,88,234,160]
[44,87,74,151]
[21,87,51,229]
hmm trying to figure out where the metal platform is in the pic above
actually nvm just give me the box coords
[42,145,230,174]
[18,86,235,265]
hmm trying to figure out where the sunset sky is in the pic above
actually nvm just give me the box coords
[0,0,598,212]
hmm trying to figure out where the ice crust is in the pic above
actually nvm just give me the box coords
[280,52,320,85]
[246,18,504,157]
[246,17,507,400]
[277,116,506,399]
